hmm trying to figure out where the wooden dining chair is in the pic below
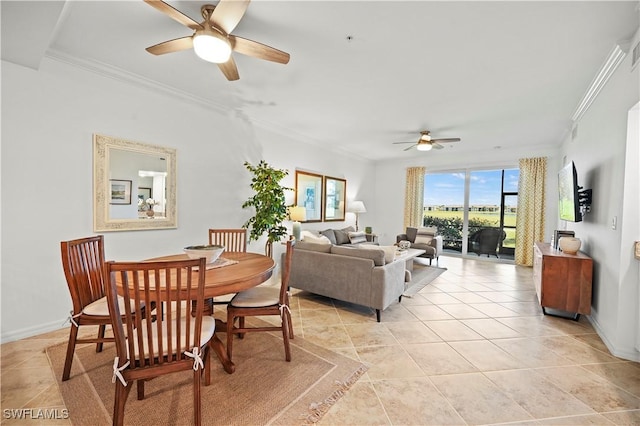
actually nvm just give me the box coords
[208,228,247,253]
[208,228,247,305]
[60,235,137,382]
[104,257,214,426]
[226,238,295,362]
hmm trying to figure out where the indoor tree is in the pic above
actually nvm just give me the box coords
[242,160,292,257]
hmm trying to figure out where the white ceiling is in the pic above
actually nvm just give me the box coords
[2,1,638,161]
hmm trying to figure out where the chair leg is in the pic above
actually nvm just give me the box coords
[193,367,202,426]
[226,312,235,361]
[203,345,211,386]
[286,311,294,340]
[96,324,106,353]
[62,325,79,381]
[136,379,145,400]
[281,317,291,362]
[238,317,245,339]
[113,379,132,426]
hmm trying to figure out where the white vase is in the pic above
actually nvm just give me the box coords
[558,237,581,254]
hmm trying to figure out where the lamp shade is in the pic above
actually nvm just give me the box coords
[348,201,367,213]
[289,206,307,222]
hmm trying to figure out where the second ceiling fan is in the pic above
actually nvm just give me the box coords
[144,0,290,81]
[393,130,461,151]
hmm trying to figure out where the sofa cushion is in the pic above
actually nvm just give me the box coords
[295,241,333,253]
[418,226,438,235]
[331,245,385,266]
[348,231,367,244]
[359,244,396,264]
[414,234,433,245]
[406,227,418,242]
[320,229,337,244]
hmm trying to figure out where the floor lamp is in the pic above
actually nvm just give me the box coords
[289,206,307,241]
[348,201,367,231]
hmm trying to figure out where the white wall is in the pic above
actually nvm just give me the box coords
[0,58,374,341]
[558,50,640,360]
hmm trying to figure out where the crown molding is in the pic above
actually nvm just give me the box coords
[45,49,230,115]
[571,44,627,123]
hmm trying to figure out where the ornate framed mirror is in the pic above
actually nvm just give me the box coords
[93,134,177,231]
[295,170,323,222]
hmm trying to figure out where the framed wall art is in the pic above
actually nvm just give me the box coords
[323,176,346,221]
[295,170,323,222]
[109,179,132,205]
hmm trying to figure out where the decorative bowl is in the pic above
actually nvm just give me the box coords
[184,245,225,263]
[558,237,581,255]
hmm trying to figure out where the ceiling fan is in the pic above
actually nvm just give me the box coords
[393,130,461,152]
[143,0,290,81]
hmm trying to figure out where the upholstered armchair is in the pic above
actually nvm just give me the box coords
[396,227,443,265]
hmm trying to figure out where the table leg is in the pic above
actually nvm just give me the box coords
[209,331,235,374]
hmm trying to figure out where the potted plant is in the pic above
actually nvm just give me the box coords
[242,160,292,257]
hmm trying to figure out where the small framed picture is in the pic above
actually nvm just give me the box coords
[138,187,152,202]
[110,179,132,205]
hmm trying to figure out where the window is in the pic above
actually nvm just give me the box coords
[424,167,519,259]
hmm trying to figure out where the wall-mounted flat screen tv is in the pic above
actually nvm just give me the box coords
[558,161,582,222]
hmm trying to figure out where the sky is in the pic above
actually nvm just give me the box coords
[424,169,519,206]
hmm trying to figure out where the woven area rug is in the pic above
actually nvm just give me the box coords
[47,328,367,425]
[403,264,447,297]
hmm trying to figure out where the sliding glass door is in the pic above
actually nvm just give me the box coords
[423,167,519,259]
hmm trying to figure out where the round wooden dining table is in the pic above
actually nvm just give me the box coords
[143,251,275,374]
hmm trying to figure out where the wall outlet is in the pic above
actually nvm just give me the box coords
[612,216,617,230]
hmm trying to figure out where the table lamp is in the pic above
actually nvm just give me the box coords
[348,200,367,231]
[289,206,307,241]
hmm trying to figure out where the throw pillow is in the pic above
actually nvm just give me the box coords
[348,231,367,244]
[301,231,332,245]
[333,229,351,245]
[414,226,437,245]
[414,234,433,245]
[320,229,337,245]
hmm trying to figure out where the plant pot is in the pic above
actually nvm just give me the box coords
[146,209,155,218]
[558,237,581,254]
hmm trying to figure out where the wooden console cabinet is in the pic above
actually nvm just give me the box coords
[533,242,593,320]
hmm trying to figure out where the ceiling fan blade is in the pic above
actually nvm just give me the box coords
[431,138,461,143]
[432,143,445,150]
[392,141,415,145]
[403,144,417,151]
[210,0,251,34]
[230,36,290,64]
[143,0,203,31]
[217,56,240,81]
[146,36,193,55]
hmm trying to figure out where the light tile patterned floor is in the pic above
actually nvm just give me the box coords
[2,256,639,425]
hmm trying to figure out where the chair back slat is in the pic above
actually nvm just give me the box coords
[208,228,247,253]
[105,258,206,368]
[61,235,106,313]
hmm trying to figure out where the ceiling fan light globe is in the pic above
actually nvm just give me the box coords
[193,29,232,63]
[416,142,432,151]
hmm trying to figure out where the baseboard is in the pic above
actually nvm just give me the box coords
[587,315,640,362]
[1,317,67,344]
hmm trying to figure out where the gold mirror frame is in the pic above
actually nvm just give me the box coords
[323,176,346,221]
[295,170,323,222]
[93,134,177,231]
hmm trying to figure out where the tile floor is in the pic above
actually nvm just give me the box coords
[2,256,639,425]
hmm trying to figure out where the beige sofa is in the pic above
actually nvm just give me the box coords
[287,242,405,322]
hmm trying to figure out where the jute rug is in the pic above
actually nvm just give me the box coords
[403,264,447,297]
[47,328,368,425]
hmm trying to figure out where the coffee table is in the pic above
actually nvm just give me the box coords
[395,248,426,271]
